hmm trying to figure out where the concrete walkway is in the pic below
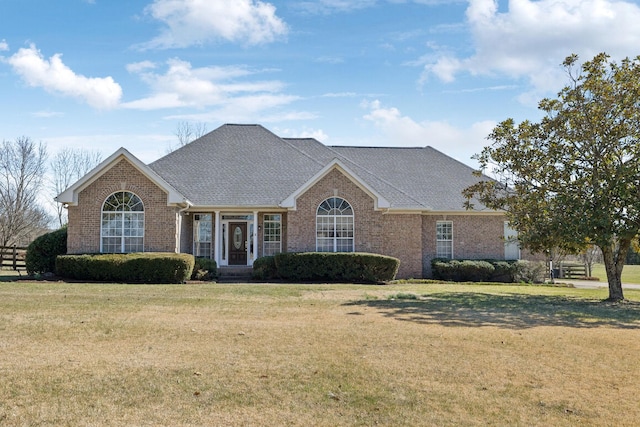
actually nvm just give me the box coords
[557,279,640,290]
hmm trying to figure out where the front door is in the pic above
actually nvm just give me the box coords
[228,222,248,265]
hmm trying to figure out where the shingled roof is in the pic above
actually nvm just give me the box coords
[148,124,484,211]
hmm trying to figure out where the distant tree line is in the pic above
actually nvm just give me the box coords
[0,136,102,247]
[2,121,205,247]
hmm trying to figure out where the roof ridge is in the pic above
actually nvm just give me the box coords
[277,135,328,168]
[330,145,424,149]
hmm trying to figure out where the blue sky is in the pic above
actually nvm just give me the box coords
[2,0,640,167]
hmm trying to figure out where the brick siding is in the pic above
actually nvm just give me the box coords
[66,158,179,254]
[422,214,507,277]
[286,168,422,279]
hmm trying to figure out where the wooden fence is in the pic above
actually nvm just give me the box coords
[0,245,27,271]
[557,262,587,279]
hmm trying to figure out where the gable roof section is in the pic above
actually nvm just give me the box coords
[280,158,391,210]
[283,138,431,210]
[149,125,330,207]
[329,145,487,211]
[56,147,189,206]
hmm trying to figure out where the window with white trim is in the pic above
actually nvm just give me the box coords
[101,191,144,253]
[436,221,453,259]
[263,214,282,256]
[194,214,212,258]
[316,197,354,252]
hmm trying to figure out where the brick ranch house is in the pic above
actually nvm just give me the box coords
[57,124,520,279]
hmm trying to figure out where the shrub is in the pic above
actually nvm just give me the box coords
[252,256,278,280]
[273,252,399,283]
[56,252,195,284]
[488,260,520,283]
[191,257,217,281]
[514,260,547,283]
[432,259,495,282]
[25,227,67,275]
[432,258,523,283]
[460,260,494,281]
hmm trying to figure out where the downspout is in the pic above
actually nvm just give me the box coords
[176,200,192,253]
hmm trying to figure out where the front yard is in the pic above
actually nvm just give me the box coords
[0,281,639,426]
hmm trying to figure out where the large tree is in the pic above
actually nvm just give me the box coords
[0,137,51,246]
[463,53,640,302]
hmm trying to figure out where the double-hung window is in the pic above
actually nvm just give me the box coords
[263,214,282,256]
[436,221,453,259]
[194,214,212,258]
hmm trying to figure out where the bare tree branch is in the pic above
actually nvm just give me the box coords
[0,137,51,246]
[168,121,208,153]
[50,148,102,227]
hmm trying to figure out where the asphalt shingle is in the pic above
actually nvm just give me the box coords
[148,124,486,211]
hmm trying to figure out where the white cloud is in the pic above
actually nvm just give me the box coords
[141,0,288,49]
[425,0,640,93]
[362,99,494,166]
[0,39,8,51]
[7,44,122,109]
[294,0,377,14]
[122,57,313,123]
[122,58,289,110]
[126,60,156,74]
[314,56,344,64]
[322,92,358,98]
[32,110,64,118]
[275,127,329,141]
[429,56,461,83]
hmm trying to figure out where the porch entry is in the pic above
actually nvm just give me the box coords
[219,213,256,267]
[228,222,248,265]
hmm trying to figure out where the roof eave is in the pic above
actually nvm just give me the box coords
[280,159,390,210]
[56,147,188,207]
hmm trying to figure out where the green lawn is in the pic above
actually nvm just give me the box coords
[590,263,640,284]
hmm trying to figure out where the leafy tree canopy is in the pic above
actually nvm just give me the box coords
[463,53,640,302]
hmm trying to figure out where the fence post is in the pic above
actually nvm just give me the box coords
[13,245,17,271]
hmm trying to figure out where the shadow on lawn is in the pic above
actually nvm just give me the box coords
[345,292,640,329]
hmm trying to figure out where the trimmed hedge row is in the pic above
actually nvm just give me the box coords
[56,253,195,284]
[252,255,278,281]
[25,227,68,275]
[192,257,217,281]
[431,258,521,283]
[253,252,400,283]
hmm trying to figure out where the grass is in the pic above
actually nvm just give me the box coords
[590,263,640,284]
[0,280,639,426]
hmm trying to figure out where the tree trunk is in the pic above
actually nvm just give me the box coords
[600,241,628,302]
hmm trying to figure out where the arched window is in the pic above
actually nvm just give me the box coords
[101,191,144,253]
[316,197,354,252]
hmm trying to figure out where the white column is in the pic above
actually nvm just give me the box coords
[252,211,259,263]
[214,211,221,266]
[175,211,182,253]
